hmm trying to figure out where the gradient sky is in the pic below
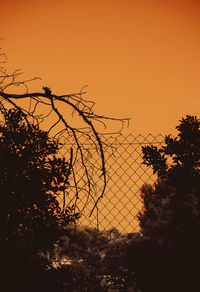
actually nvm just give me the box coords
[1,0,200,135]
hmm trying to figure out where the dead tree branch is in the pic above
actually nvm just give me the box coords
[0,45,130,221]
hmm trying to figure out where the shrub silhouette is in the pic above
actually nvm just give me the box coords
[0,109,78,291]
[127,115,200,292]
[140,115,200,246]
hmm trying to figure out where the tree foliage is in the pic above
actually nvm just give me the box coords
[0,109,79,290]
[54,226,137,291]
[139,115,200,246]
[126,115,200,292]
[0,44,131,290]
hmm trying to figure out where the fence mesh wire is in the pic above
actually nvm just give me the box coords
[60,133,165,234]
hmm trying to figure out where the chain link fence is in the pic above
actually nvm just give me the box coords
[61,133,165,234]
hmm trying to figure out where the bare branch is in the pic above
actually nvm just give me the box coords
[0,45,130,220]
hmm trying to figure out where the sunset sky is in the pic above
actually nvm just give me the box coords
[1,0,200,135]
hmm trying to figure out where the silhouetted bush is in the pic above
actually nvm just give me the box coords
[54,226,110,291]
[0,109,79,291]
[55,262,105,292]
[126,115,200,292]
[55,226,138,291]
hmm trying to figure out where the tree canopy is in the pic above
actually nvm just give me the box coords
[0,108,80,290]
[0,44,130,290]
[139,115,200,247]
[125,115,200,292]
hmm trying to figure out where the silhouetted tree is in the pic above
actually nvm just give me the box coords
[127,115,200,292]
[0,109,79,291]
[55,226,137,291]
[0,43,130,291]
[140,115,200,246]
[0,44,129,219]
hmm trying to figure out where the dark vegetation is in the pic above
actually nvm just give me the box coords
[50,225,138,291]
[1,45,200,291]
[0,109,79,291]
[0,45,129,291]
[1,111,200,291]
[126,115,200,292]
[56,114,200,292]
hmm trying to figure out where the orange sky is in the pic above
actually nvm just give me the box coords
[1,0,200,135]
